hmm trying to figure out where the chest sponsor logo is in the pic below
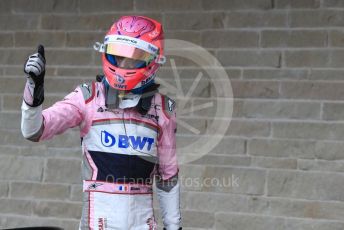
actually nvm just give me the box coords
[101,130,154,151]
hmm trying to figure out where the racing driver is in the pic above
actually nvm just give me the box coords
[21,15,182,230]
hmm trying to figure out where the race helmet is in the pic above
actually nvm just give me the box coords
[99,15,166,92]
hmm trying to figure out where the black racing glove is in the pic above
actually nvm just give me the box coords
[24,45,46,107]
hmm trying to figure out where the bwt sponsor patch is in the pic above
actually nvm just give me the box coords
[101,130,155,151]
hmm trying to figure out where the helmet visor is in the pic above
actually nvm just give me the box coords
[105,54,148,69]
[105,43,155,63]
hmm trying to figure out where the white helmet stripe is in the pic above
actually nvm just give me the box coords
[104,35,159,55]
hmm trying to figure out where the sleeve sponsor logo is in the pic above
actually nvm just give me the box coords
[82,83,91,93]
[168,99,175,112]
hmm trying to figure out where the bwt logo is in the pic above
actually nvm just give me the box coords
[116,74,125,84]
[101,130,154,151]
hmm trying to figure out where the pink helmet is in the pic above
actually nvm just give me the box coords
[101,15,165,91]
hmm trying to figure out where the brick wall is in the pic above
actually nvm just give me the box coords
[1,0,344,229]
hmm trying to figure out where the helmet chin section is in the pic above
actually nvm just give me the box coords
[131,76,156,94]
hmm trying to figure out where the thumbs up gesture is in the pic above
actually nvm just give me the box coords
[23,45,46,107]
[24,44,46,87]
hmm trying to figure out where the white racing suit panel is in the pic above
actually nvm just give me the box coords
[79,181,156,230]
[157,180,181,230]
[21,101,43,139]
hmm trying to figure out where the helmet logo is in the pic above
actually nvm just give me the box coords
[141,74,154,85]
[116,74,125,84]
[148,44,158,53]
[148,29,159,38]
[115,36,137,44]
[117,16,155,36]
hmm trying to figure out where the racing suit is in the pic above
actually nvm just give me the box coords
[21,79,181,230]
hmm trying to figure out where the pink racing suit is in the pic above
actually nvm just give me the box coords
[21,80,181,230]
